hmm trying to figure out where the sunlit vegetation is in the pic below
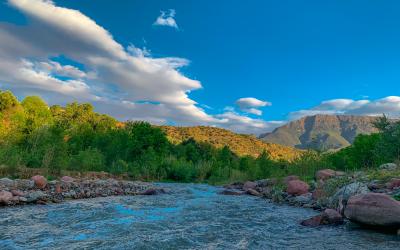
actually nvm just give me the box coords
[0,89,399,184]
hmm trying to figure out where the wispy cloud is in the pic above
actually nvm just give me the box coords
[235,97,271,116]
[153,9,178,29]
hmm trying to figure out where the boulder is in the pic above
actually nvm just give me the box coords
[61,176,74,183]
[26,191,47,203]
[284,175,299,184]
[291,193,312,205]
[31,175,47,189]
[329,182,369,209]
[11,190,24,196]
[246,188,261,196]
[301,209,343,227]
[344,193,400,228]
[379,163,398,171]
[255,178,277,188]
[243,181,257,191]
[386,179,400,190]
[315,169,344,181]
[0,178,14,188]
[286,180,309,196]
[219,190,244,195]
[0,190,13,204]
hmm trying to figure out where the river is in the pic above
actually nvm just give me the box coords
[0,183,399,249]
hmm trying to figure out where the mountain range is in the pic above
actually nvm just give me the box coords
[259,114,379,150]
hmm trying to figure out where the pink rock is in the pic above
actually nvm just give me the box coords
[0,190,13,204]
[11,190,24,196]
[316,169,344,181]
[284,175,299,184]
[386,178,400,190]
[31,175,47,189]
[61,176,74,183]
[344,193,400,228]
[243,181,257,191]
[286,180,309,196]
[246,188,261,196]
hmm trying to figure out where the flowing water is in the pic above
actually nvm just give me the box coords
[0,183,399,249]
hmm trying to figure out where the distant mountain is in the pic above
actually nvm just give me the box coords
[259,115,379,151]
[160,126,302,161]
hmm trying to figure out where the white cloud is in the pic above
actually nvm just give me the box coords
[153,9,178,29]
[289,97,400,120]
[235,97,271,116]
[0,0,282,135]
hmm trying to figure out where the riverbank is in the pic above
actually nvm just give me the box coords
[220,163,400,234]
[0,175,163,206]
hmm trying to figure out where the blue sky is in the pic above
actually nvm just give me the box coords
[1,0,400,134]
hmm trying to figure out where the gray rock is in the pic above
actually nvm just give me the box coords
[0,178,14,188]
[379,163,398,171]
[26,191,47,203]
[292,193,312,205]
[329,182,369,210]
[14,179,34,189]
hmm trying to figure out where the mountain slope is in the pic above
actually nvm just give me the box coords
[160,126,301,161]
[259,115,379,150]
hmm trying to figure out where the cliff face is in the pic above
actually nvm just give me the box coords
[259,115,379,150]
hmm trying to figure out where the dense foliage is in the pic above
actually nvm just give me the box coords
[0,90,399,183]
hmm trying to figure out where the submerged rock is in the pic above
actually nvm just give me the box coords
[301,209,343,227]
[219,190,244,195]
[344,193,400,228]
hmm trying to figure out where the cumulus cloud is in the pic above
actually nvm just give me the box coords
[289,97,400,120]
[153,9,178,29]
[0,0,279,135]
[235,97,271,116]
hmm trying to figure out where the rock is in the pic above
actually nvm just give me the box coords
[312,188,325,200]
[26,191,47,203]
[301,209,343,227]
[255,179,277,188]
[322,209,344,225]
[0,178,14,188]
[301,215,322,227]
[315,169,344,181]
[19,197,27,202]
[14,179,34,189]
[0,191,13,204]
[246,188,261,196]
[292,193,312,205]
[223,182,243,190]
[284,175,299,184]
[243,181,257,191]
[219,190,244,195]
[31,175,47,189]
[286,180,309,196]
[140,188,165,195]
[379,163,398,171]
[344,193,400,228]
[11,190,24,196]
[329,182,369,209]
[61,176,74,183]
[386,179,400,190]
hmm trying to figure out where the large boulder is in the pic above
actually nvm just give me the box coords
[31,175,47,189]
[379,163,398,171]
[344,193,400,228]
[25,191,47,203]
[315,169,344,181]
[329,182,369,209]
[286,180,309,196]
[0,190,13,204]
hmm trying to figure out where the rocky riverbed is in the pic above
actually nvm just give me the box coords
[0,175,163,206]
[221,164,400,234]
